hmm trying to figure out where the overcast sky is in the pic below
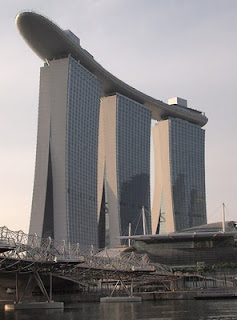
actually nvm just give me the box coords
[0,0,236,233]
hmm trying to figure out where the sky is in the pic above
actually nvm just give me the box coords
[0,0,237,233]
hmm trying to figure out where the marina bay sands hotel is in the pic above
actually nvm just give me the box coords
[16,12,208,248]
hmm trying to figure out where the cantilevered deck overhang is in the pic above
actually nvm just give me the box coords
[120,231,237,242]
[16,11,208,126]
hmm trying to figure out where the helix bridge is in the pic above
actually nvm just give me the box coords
[0,226,176,302]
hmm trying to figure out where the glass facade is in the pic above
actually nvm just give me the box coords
[169,118,207,230]
[116,94,151,237]
[66,56,101,246]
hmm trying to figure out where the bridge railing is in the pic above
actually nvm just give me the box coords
[0,226,169,274]
[0,226,92,261]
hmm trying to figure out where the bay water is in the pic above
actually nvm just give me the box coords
[1,299,237,320]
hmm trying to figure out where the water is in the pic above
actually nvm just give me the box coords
[1,300,237,320]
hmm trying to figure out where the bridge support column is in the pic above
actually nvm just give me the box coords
[15,273,19,303]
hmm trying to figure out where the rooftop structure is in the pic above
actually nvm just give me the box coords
[120,222,237,267]
[16,11,207,126]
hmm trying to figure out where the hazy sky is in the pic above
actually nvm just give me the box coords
[0,0,236,233]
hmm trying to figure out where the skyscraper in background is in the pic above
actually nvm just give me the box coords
[16,12,208,248]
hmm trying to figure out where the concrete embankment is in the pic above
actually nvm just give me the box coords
[2,289,236,307]
[138,291,197,300]
[47,290,198,303]
[0,291,196,308]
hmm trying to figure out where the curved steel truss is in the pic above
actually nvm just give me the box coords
[0,226,175,293]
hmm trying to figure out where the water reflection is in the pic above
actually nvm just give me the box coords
[2,300,237,320]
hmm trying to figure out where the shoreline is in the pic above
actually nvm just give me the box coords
[1,288,237,309]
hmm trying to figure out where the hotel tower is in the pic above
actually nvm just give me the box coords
[16,12,208,247]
